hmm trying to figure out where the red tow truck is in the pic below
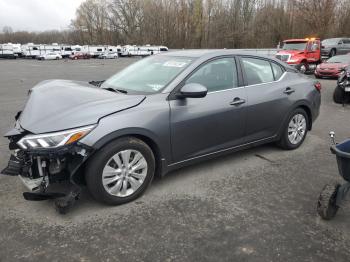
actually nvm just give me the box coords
[275,38,322,73]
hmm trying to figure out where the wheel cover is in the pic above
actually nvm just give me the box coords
[102,150,148,197]
[288,113,307,145]
[299,64,307,73]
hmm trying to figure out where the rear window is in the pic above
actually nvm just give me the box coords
[241,57,274,85]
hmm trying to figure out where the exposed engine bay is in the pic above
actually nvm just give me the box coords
[1,119,93,214]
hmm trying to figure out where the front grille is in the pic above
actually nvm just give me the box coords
[276,54,290,62]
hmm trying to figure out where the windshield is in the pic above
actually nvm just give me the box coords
[101,55,193,94]
[322,39,340,45]
[326,55,350,63]
[282,42,307,51]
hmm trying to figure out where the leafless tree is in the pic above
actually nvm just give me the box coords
[1,0,350,48]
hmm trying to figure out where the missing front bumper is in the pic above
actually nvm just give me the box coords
[1,154,28,176]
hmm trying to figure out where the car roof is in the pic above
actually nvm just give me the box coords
[322,38,350,42]
[160,49,275,59]
[159,49,289,66]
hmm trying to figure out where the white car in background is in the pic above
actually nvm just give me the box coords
[98,52,119,59]
[37,52,62,60]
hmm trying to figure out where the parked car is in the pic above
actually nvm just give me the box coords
[37,52,62,60]
[333,67,350,104]
[69,52,91,60]
[276,38,321,73]
[315,55,350,79]
[1,50,321,213]
[321,38,350,58]
[98,52,119,59]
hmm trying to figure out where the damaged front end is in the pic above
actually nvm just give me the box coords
[1,121,95,213]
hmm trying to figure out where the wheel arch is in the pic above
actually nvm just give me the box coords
[277,102,313,140]
[90,128,167,178]
[298,104,313,130]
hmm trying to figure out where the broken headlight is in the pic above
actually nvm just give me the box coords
[17,125,95,150]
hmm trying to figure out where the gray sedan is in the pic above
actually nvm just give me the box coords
[1,50,321,211]
[322,38,350,57]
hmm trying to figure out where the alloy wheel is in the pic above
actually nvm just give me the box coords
[288,114,307,145]
[102,150,148,197]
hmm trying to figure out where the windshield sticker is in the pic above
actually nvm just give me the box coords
[147,84,164,91]
[163,61,188,68]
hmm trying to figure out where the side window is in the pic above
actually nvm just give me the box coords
[271,62,284,80]
[311,41,319,51]
[186,58,237,92]
[241,57,274,85]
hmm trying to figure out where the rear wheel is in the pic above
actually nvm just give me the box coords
[330,49,336,57]
[278,108,308,150]
[333,86,345,104]
[86,137,155,205]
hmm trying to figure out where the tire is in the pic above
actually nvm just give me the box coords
[277,108,309,150]
[317,183,340,220]
[85,137,155,205]
[330,49,336,57]
[298,62,308,74]
[333,86,345,104]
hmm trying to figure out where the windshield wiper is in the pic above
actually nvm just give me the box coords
[103,88,128,94]
[89,80,105,87]
[115,89,128,94]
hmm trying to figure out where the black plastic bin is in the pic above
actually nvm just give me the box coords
[331,139,350,181]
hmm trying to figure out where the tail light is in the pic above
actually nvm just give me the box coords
[314,82,321,92]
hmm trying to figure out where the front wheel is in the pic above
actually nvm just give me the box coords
[317,183,340,220]
[85,137,155,205]
[277,108,308,150]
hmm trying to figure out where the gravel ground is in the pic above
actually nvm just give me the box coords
[0,58,349,262]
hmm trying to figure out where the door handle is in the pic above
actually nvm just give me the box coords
[284,87,295,95]
[230,97,246,106]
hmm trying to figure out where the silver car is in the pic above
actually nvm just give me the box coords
[98,52,119,59]
[1,50,321,212]
[322,38,350,57]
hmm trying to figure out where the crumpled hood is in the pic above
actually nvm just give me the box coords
[19,80,145,134]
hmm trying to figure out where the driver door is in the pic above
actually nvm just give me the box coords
[169,57,247,163]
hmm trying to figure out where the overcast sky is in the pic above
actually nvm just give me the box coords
[0,0,86,32]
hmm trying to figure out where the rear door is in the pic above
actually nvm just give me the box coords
[342,39,350,54]
[239,56,294,142]
[307,40,321,62]
[169,57,247,163]
[337,39,347,54]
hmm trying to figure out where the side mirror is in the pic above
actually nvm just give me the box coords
[178,83,208,98]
